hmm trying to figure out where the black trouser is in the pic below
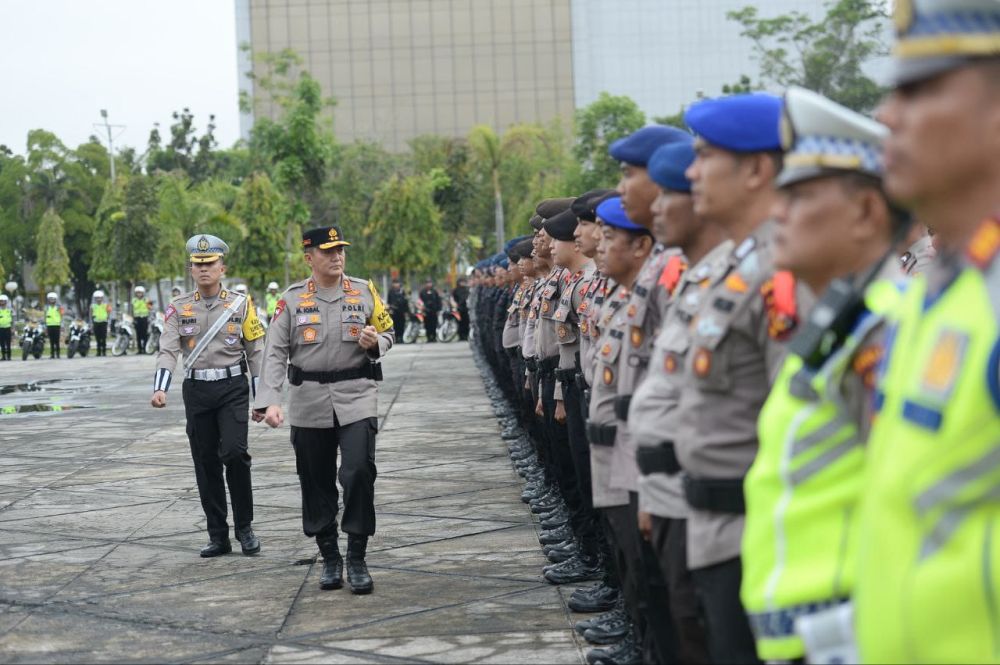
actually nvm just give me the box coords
[47,325,60,357]
[93,322,108,356]
[182,375,254,542]
[391,310,407,343]
[0,327,10,359]
[651,516,711,665]
[457,306,470,340]
[690,556,760,665]
[135,316,149,353]
[540,370,581,515]
[424,310,439,341]
[560,377,602,559]
[605,495,679,665]
[291,417,378,540]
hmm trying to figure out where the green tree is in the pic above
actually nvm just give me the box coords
[573,92,646,191]
[468,125,506,254]
[229,172,287,290]
[728,0,889,112]
[0,148,28,284]
[146,109,224,183]
[364,171,448,280]
[327,140,399,273]
[90,176,161,309]
[247,56,337,284]
[33,207,71,297]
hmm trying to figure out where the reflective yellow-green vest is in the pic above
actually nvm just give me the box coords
[45,305,62,326]
[91,302,109,323]
[855,222,1000,663]
[0,307,11,328]
[266,292,279,317]
[132,297,149,317]
[742,280,901,661]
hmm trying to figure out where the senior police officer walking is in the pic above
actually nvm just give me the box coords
[152,234,266,558]
[255,225,394,595]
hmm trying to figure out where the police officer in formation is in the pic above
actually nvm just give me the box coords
[255,226,394,595]
[133,285,151,354]
[0,294,12,361]
[471,1,996,661]
[44,292,63,359]
[151,234,265,558]
[90,290,111,356]
[387,278,410,342]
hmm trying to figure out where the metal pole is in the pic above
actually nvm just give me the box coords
[95,110,124,182]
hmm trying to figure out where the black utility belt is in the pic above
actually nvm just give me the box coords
[636,441,681,476]
[525,357,538,372]
[683,476,745,514]
[554,368,576,383]
[287,363,383,386]
[575,372,589,392]
[586,420,617,447]
[538,355,559,374]
[613,395,632,421]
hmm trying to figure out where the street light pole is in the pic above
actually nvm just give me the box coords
[94,109,125,182]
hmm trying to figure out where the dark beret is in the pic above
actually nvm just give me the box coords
[535,197,576,220]
[543,209,578,242]
[529,214,545,231]
[572,189,617,222]
[514,238,535,259]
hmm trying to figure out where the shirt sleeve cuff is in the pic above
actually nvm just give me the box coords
[153,368,172,393]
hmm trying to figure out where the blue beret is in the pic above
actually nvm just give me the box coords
[497,256,510,269]
[648,140,696,193]
[505,235,532,254]
[684,93,783,153]
[595,196,649,234]
[609,125,692,167]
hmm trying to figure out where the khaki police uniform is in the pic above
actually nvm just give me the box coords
[254,274,393,544]
[154,248,266,546]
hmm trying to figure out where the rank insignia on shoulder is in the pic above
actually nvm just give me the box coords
[165,305,176,321]
[630,327,643,348]
[919,329,967,403]
[693,348,712,377]
[664,352,679,374]
[725,273,749,294]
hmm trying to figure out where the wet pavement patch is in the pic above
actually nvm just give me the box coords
[0,404,93,414]
[0,380,99,396]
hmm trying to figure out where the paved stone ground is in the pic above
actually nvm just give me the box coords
[0,343,587,663]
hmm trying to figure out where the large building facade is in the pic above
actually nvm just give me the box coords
[237,0,576,151]
[237,0,828,151]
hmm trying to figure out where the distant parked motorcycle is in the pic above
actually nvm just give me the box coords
[438,300,460,343]
[403,307,426,344]
[20,321,45,361]
[111,313,135,357]
[146,311,165,354]
[66,319,92,358]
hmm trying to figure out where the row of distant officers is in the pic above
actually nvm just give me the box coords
[470,2,998,663]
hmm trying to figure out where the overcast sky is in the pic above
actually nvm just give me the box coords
[0,0,241,155]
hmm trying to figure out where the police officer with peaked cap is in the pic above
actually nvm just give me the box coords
[152,234,266,557]
[255,225,394,595]
[852,1,1000,661]
[740,86,909,663]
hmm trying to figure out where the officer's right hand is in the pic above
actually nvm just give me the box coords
[151,391,167,408]
[264,405,284,428]
[535,397,544,417]
[638,510,653,542]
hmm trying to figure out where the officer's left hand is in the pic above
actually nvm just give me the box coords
[535,397,544,417]
[554,399,566,424]
[358,325,379,350]
[251,408,265,423]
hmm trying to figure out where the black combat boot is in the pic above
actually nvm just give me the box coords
[346,534,373,595]
[200,538,232,558]
[317,532,343,590]
[235,525,260,555]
